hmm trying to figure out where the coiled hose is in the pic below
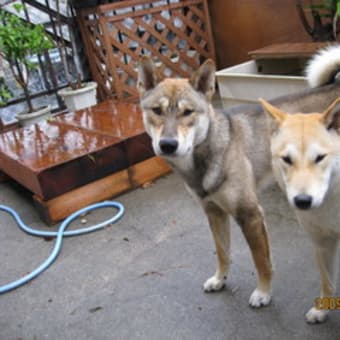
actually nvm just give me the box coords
[0,201,124,294]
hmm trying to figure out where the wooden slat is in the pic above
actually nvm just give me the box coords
[33,169,131,224]
[249,42,328,60]
[0,171,10,182]
[33,156,172,224]
[129,156,172,188]
[78,0,215,100]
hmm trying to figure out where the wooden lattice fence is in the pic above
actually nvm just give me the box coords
[77,0,215,101]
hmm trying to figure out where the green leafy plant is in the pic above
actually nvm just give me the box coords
[0,4,54,113]
[296,0,340,41]
[0,76,13,106]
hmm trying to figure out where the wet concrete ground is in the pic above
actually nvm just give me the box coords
[0,173,339,339]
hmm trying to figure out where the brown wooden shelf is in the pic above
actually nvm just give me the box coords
[248,42,329,60]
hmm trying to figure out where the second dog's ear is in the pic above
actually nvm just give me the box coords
[320,97,340,132]
[259,98,287,134]
[259,98,286,122]
[189,59,216,100]
[137,57,160,95]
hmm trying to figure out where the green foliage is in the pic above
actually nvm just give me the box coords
[305,0,337,14]
[0,4,53,69]
[302,0,340,40]
[0,4,54,111]
[0,77,13,106]
[337,0,340,15]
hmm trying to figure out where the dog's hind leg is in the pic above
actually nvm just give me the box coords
[203,202,231,292]
[305,236,339,324]
[234,203,273,308]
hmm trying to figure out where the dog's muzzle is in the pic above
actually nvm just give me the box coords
[294,194,313,210]
[159,138,178,155]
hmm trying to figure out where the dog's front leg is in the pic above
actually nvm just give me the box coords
[305,235,339,324]
[234,203,273,308]
[203,201,231,292]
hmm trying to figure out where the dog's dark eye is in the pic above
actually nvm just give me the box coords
[152,107,162,115]
[183,109,194,116]
[315,154,326,163]
[281,155,293,165]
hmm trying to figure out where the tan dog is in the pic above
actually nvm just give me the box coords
[260,97,340,323]
[137,46,340,310]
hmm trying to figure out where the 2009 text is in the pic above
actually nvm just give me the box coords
[315,297,340,310]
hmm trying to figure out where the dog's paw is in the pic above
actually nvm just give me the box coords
[249,288,271,308]
[203,275,225,292]
[305,307,328,324]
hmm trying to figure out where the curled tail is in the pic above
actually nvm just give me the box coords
[305,45,340,88]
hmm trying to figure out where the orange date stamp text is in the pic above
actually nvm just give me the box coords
[315,297,340,310]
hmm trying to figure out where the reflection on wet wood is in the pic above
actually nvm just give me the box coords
[0,100,171,222]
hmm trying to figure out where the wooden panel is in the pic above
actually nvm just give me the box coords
[0,145,43,196]
[208,0,312,68]
[33,169,131,224]
[38,144,128,200]
[0,171,9,182]
[124,133,154,166]
[0,119,127,199]
[249,42,328,60]
[33,156,172,224]
[55,100,154,166]
[0,120,121,173]
[129,156,172,188]
[77,0,215,100]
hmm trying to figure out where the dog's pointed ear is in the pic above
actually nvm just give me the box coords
[320,97,340,132]
[259,98,286,123]
[137,57,160,95]
[189,59,216,100]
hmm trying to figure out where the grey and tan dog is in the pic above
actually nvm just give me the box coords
[137,52,340,308]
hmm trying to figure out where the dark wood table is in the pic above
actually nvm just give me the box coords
[0,100,171,223]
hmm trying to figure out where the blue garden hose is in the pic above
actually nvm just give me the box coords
[0,201,124,294]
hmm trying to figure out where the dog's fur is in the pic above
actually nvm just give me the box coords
[260,45,340,323]
[137,49,340,308]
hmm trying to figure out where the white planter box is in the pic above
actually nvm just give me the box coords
[216,60,308,109]
[16,105,51,127]
[58,81,97,112]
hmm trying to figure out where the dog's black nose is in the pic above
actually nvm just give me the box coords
[294,194,313,210]
[159,138,178,154]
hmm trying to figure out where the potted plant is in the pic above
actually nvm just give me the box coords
[0,4,54,126]
[56,0,97,112]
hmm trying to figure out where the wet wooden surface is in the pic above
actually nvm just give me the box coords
[0,100,171,222]
[54,101,154,165]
